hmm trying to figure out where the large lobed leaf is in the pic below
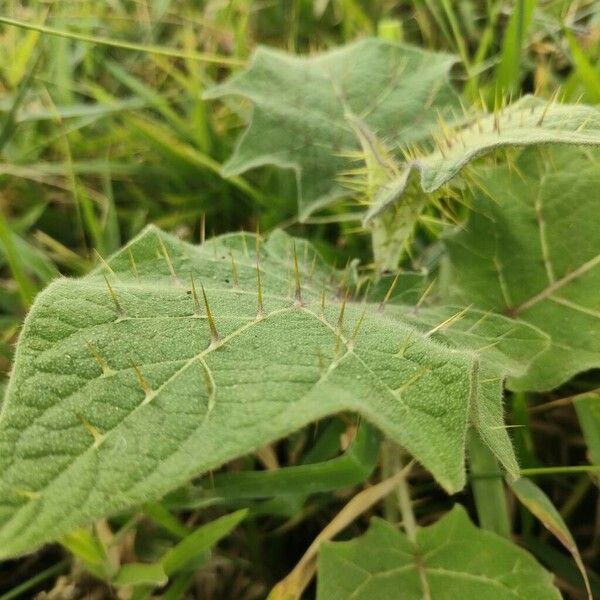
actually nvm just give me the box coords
[317,505,560,599]
[0,226,545,557]
[445,147,600,391]
[204,38,459,219]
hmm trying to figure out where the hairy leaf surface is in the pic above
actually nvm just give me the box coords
[446,147,600,390]
[0,226,544,557]
[204,39,459,219]
[365,96,600,221]
[317,505,560,599]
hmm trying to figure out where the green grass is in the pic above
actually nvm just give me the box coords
[0,1,599,598]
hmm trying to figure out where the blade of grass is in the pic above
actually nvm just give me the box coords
[512,477,591,599]
[161,509,248,576]
[112,562,168,587]
[0,16,245,66]
[0,209,37,307]
[0,46,41,153]
[495,0,537,96]
[565,29,600,103]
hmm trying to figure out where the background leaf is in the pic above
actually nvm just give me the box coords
[204,39,459,219]
[445,147,600,391]
[365,96,600,221]
[317,505,560,599]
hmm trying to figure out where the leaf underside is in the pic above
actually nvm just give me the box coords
[446,147,600,391]
[317,506,561,600]
[0,226,544,557]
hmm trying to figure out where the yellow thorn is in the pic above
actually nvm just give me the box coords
[395,332,413,358]
[336,289,348,332]
[425,305,472,337]
[395,366,430,394]
[198,356,216,415]
[78,414,103,447]
[86,340,112,375]
[201,283,220,345]
[350,307,367,346]
[103,275,125,319]
[293,242,303,307]
[256,235,265,319]
[228,250,239,288]
[127,249,139,277]
[190,274,202,316]
[320,281,326,314]
[200,213,206,245]
[309,253,318,278]
[379,271,401,312]
[158,236,180,284]
[131,361,152,396]
[94,249,117,277]
[415,278,436,309]
[240,228,249,257]
[537,89,559,127]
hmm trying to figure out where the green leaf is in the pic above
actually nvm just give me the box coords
[166,422,380,506]
[0,226,537,557]
[510,477,591,598]
[112,562,168,587]
[365,96,600,222]
[204,39,459,219]
[445,147,600,391]
[60,527,111,579]
[161,509,247,576]
[317,505,561,599]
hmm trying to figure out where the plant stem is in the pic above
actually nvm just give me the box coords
[520,466,600,476]
[467,430,511,538]
[396,457,417,542]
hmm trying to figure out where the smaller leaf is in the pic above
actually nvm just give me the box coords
[510,477,591,599]
[317,505,560,599]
